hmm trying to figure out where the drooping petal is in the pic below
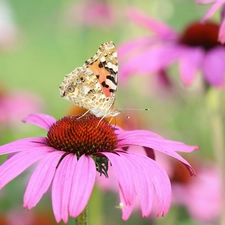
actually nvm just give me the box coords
[127,7,178,39]
[116,129,165,140]
[219,7,225,44]
[0,149,49,189]
[178,46,205,85]
[122,153,154,217]
[103,151,171,220]
[0,137,46,155]
[101,152,136,207]
[117,130,197,176]
[52,154,77,223]
[118,188,136,221]
[117,129,198,152]
[201,0,225,21]
[120,44,178,78]
[202,46,225,87]
[126,152,171,217]
[69,155,96,218]
[118,37,152,59]
[24,151,63,210]
[22,113,56,130]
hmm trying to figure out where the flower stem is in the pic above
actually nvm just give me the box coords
[206,88,225,225]
[75,205,88,225]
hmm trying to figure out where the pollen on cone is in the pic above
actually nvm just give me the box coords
[46,114,117,156]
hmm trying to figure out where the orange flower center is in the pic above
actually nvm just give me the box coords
[179,21,222,50]
[46,114,117,157]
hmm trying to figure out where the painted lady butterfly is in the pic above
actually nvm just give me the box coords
[59,41,120,118]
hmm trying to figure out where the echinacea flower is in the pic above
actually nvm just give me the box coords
[119,8,225,88]
[170,160,221,223]
[196,0,225,43]
[0,113,197,223]
[0,87,43,130]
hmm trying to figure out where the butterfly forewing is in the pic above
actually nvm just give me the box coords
[59,41,120,117]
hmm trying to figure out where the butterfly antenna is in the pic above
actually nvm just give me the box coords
[118,108,149,119]
[118,108,149,111]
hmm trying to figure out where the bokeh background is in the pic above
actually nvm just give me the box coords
[0,0,222,225]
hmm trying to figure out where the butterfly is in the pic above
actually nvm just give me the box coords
[59,41,120,118]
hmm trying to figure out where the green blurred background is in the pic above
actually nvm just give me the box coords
[0,0,218,225]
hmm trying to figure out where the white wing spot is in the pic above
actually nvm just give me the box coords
[107,62,113,68]
[100,56,106,62]
[113,52,117,58]
[112,65,118,72]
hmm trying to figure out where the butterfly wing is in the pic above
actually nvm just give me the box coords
[59,41,119,117]
[84,41,118,102]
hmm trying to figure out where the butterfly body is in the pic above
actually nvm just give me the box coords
[59,41,120,117]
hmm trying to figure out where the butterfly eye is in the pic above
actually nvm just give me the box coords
[68,86,74,93]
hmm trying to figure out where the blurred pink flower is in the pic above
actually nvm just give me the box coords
[0,113,197,223]
[196,0,225,44]
[170,160,221,223]
[66,0,115,28]
[6,208,58,225]
[119,8,225,88]
[0,1,19,51]
[0,89,43,129]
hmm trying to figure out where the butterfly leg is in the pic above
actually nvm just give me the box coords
[77,110,91,120]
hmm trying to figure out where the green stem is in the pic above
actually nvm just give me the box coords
[206,88,225,225]
[75,205,88,225]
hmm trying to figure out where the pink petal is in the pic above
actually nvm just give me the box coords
[178,46,205,85]
[127,152,171,217]
[202,46,225,87]
[118,37,152,59]
[118,188,136,220]
[201,0,225,21]
[219,10,225,44]
[122,153,154,217]
[22,113,56,130]
[0,149,49,189]
[0,137,46,155]
[196,0,216,4]
[127,7,177,38]
[117,130,197,176]
[69,155,96,218]
[120,44,178,78]
[116,128,164,140]
[117,130,198,152]
[52,154,77,223]
[101,152,136,207]
[102,151,171,220]
[24,151,63,210]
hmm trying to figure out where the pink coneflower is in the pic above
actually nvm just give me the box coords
[0,113,197,223]
[196,0,225,44]
[170,160,221,223]
[119,8,225,88]
[0,87,43,130]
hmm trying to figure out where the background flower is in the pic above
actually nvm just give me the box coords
[0,86,43,131]
[119,8,225,88]
[196,0,225,43]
